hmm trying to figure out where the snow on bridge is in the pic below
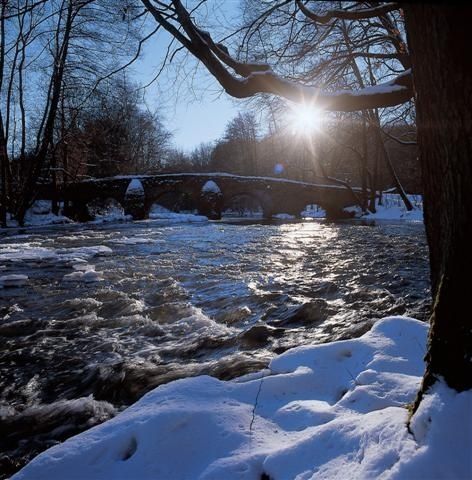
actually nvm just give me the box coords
[37,173,361,221]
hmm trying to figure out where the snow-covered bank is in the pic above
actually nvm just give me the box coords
[87,199,132,224]
[5,200,74,228]
[13,316,471,480]
[1,194,424,229]
[360,193,423,221]
[148,204,208,223]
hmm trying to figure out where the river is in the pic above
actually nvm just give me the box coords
[0,218,429,477]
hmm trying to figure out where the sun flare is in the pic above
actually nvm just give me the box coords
[288,103,324,136]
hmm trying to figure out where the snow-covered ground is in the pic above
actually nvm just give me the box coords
[301,205,327,219]
[5,200,74,227]
[360,194,423,221]
[87,199,132,224]
[1,193,424,229]
[12,316,471,480]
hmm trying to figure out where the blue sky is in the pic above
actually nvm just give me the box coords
[133,4,244,152]
[164,93,239,152]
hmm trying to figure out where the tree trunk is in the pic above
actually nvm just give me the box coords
[51,148,59,215]
[0,115,7,228]
[403,5,472,401]
[15,1,74,224]
[373,122,413,211]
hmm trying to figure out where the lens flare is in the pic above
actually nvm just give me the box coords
[288,103,324,136]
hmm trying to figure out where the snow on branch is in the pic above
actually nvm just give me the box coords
[231,68,413,111]
[142,0,413,112]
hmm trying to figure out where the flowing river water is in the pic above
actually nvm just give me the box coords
[0,218,430,477]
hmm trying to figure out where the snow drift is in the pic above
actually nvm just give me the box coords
[12,316,472,479]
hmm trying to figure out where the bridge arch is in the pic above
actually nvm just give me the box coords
[222,190,274,218]
[40,173,361,221]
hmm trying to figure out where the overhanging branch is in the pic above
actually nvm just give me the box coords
[142,0,413,112]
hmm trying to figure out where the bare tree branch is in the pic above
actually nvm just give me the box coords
[141,0,413,111]
[295,1,400,25]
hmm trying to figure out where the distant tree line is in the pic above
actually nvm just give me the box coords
[163,107,420,213]
[0,0,170,226]
[58,76,171,180]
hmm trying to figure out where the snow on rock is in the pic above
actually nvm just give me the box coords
[272,213,296,220]
[63,263,103,282]
[14,316,471,480]
[301,205,326,218]
[110,237,156,245]
[71,261,93,271]
[148,204,208,223]
[0,274,28,288]
[63,269,103,283]
[361,194,423,222]
[201,180,221,194]
[125,179,144,195]
[56,245,112,258]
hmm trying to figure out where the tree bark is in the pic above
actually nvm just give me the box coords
[368,125,379,213]
[403,5,472,399]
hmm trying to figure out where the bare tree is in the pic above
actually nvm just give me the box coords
[0,0,152,224]
[72,76,171,178]
[219,111,259,174]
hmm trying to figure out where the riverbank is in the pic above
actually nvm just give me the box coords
[1,193,424,229]
[13,316,471,479]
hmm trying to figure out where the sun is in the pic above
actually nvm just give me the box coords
[288,103,324,136]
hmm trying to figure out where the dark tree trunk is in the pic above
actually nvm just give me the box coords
[404,5,472,399]
[51,149,59,215]
[374,123,413,211]
[360,114,369,212]
[0,115,7,228]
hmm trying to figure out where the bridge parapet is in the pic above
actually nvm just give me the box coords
[40,173,361,221]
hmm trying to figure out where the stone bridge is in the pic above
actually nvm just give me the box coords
[39,173,361,220]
